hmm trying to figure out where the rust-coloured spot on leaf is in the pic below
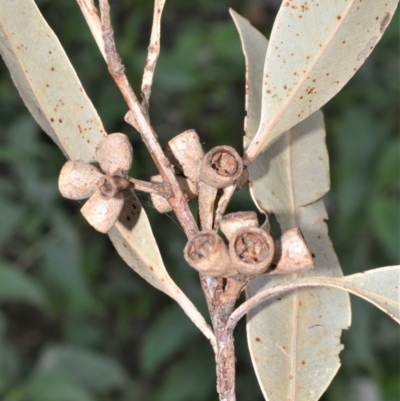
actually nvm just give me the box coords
[380,12,391,33]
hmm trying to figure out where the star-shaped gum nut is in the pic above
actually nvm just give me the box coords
[58,133,133,233]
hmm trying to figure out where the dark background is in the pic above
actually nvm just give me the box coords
[0,0,398,400]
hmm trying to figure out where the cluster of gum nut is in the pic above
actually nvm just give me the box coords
[58,131,314,279]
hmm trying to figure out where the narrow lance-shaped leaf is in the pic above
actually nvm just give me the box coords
[0,0,215,347]
[300,266,400,324]
[230,9,268,145]
[245,0,399,162]
[247,111,351,401]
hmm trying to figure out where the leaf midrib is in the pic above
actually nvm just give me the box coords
[246,0,355,163]
[285,127,299,398]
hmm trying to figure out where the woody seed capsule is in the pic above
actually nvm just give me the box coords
[164,129,205,183]
[271,227,314,274]
[229,227,274,276]
[199,146,244,189]
[220,211,259,240]
[183,230,236,277]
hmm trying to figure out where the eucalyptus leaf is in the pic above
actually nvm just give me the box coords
[230,9,268,143]
[0,1,106,161]
[0,0,214,346]
[247,112,351,401]
[245,0,399,162]
[299,266,400,323]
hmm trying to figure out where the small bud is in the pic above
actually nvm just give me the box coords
[271,227,314,274]
[184,230,236,277]
[200,146,244,189]
[229,227,274,276]
[81,190,124,233]
[150,175,198,213]
[164,129,205,183]
[220,211,259,240]
[58,160,103,200]
[96,133,133,176]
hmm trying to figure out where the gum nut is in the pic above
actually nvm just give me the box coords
[58,160,103,200]
[149,175,171,213]
[150,192,171,214]
[81,189,124,233]
[183,230,236,277]
[164,129,204,182]
[229,227,274,276]
[96,133,133,176]
[200,146,244,189]
[271,227,314,274]
[220,211,259,241]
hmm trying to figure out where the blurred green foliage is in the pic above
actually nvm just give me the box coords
[0,1,398,400]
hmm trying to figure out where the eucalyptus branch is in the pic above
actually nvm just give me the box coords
[95,1,223,363]
[78,1,223,355]
[76,0,106,59]
[226,278,344,334]
[98,0,198,239]
[128,177,171,197]
[141,0,166,110]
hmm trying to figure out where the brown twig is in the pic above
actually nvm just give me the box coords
[99,0,198,239]
[213,184,235,230]
[141,0,166,110]
[76,0,106,59]
[128,177,171,197]
[213,274,247,401]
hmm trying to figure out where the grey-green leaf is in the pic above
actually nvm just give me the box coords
[109,199,216,347]
[0,1,106,162]
[0,0,214,345]
[301,266,400,323]
[249,110,330,214]
[247,112,351,401]
[245,0,399,162]
[230,9,268,145]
